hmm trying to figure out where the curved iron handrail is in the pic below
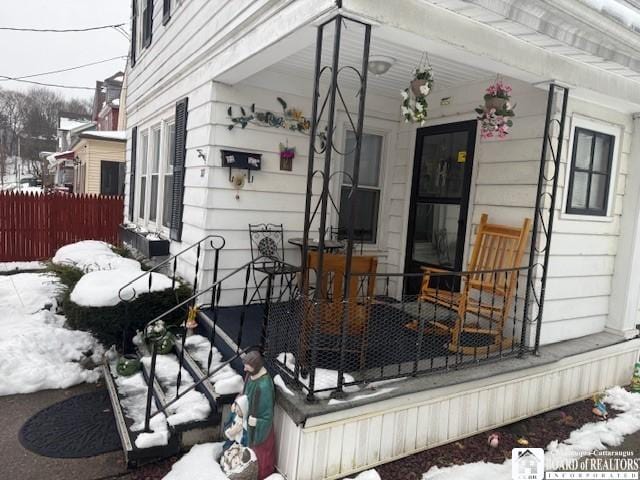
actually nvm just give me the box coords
[117,234,226,302]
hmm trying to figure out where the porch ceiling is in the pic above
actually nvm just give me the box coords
[263,28,495,100]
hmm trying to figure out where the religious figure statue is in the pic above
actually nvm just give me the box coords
[223,395,249,450]
[242,351,276,480]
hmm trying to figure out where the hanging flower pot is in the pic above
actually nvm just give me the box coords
[484,96,506,111]
[410,78,428,97]
[401,62,434,125]
[476,78,516,140]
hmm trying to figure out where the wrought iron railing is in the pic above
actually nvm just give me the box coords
[265,266,532,400]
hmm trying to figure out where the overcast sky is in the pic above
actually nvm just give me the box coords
[0,0,130,100]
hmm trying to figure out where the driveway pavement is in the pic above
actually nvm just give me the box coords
[0,382,128,480]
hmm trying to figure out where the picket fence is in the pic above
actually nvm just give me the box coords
[0,191,124,261]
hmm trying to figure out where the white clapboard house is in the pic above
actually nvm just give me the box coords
[113,1,640,478]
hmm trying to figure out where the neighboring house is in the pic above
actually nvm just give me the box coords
[72,130,126,195]
[118,1,640,478]
[49,113,94,191]
[93,71,124,131]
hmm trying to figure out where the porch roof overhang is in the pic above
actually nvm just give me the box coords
[215,0,640,113]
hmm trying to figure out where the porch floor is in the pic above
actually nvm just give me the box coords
[199,304,634,425]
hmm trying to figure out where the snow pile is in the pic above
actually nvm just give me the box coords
[345,471,381,480]
[53,240,141,273]
[274,374,294,396]
[423,387,640,480]
[185,335,244,395]
[110,363,169,448]
[56,240,173,307]
[141,353,211,426]
[70,269,172,307]
[276,352,359,399]
[162,443,227,480]
[162,442,287,480]
[0,261,46,273]
[0,273,103,396]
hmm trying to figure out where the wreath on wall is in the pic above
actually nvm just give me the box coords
[401,65,434,125]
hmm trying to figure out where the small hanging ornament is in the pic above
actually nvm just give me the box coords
[475,76,516,139]
[401,52,434,126]
[279,141,295,171]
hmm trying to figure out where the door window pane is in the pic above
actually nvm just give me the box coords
[418,131,468,198]
[411,203,459,268]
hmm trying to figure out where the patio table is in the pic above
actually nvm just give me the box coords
[287,237,344,252]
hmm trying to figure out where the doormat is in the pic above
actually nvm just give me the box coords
[19,390,121,458]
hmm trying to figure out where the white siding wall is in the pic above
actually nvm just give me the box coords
[389,77,633,346]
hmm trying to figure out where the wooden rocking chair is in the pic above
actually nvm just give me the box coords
[300,252,378,369]
[417,213,531,354]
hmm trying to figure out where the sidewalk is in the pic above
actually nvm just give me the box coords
[0,382,128,480]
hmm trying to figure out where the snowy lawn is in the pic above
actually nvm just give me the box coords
[0,272,103,395]
[0,261,46,273]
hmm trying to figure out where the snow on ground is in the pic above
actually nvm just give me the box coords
[140,353,212,426]
[184,335,244,395]
[70,269,172,307]
[53,240,141,273]
[422,387,640,480]
[0,273,103,395]
[162,442,289,480]
[0,261,46,273]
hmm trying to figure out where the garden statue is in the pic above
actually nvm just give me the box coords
[221,443,258,480]
[592,393,608,419]
[242,350,276,480]
[223,394,249,450]
[631,362,640,393]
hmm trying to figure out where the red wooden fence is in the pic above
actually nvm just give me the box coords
[0,192,124,261]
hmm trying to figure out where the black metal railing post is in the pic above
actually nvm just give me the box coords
[143,341,158,433]
[522,84,569,355]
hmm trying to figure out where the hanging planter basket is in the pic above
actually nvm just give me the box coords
[410,79,428,97]
[401,58,434,125]
[476,78,516,139]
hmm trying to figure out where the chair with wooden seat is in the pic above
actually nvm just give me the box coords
[417,213,531,354]
[300,252,378,370]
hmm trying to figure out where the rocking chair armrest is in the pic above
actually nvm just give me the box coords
[420,266,450,275]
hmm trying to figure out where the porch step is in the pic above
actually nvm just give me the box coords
[102,360,180,468]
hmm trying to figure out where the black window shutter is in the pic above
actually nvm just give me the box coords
[163,0,171,25]
[128,126,138,221]
[170,98,188,241]
[143,0,153,48]
[131,0,137,66]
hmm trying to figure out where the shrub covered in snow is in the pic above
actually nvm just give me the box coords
[53,240,141,273]
[64,283,192,347]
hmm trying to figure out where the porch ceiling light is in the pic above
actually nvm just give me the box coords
[367,56,395,75]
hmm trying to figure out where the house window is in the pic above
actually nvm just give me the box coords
[338,131,383,243]
[566,127,615,216]
[149,127,161,222]
[162,122,175,228]
[142,0,153,48]
[139,132,149,219]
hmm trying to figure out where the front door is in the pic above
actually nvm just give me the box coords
[404,120,477,294]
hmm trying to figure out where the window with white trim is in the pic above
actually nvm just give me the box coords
[338,131,383,243]
[149,127,161,222]
[566,127,615,216]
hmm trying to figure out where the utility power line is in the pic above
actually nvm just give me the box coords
[0,23,126,33]
[0,77,95,91]
[0,56,127,82]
